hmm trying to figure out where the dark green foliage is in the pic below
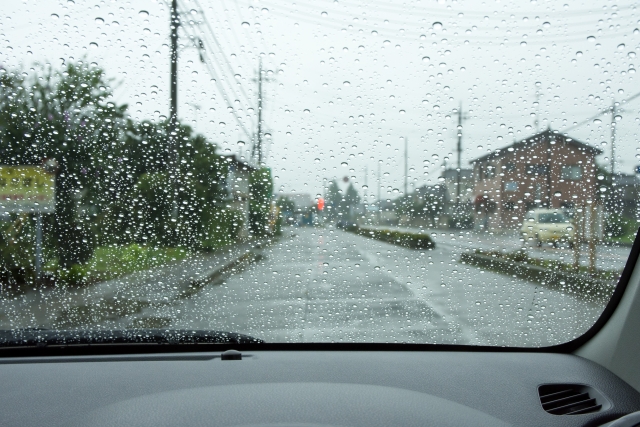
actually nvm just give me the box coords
[344,225,435,249]
[249,167,274,236]
[0,62,263,285]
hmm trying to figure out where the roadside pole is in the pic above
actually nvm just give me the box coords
[573,207,581,270]
[35,212,43,284]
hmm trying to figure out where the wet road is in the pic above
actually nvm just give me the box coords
[150,227,607,346]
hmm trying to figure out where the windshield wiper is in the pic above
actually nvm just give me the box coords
[0,329,263,348]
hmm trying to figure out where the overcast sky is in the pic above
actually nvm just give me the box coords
[2,0,639,201]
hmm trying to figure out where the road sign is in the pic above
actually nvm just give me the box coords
[0,166,55,214]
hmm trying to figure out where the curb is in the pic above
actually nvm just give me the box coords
[460,252,616,302]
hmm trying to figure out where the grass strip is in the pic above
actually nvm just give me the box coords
[460,251,618,303]
[342,224,435,250]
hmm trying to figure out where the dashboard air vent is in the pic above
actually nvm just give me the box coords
[538,384,609,415]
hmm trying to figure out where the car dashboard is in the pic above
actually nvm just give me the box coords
[2,349,640,427]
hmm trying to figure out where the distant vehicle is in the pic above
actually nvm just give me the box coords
[521,208,575,247]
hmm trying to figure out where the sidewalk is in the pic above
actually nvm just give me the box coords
[0,239,268,330]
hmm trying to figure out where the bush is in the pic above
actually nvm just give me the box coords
[201,209,244,251]
[343,225,435,249]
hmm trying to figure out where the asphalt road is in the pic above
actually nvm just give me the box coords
[149,227,607,346]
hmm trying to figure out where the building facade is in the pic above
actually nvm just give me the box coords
[470,129,602,231]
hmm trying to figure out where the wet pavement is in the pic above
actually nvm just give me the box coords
[158,227,607,346]
[0,227,616,346]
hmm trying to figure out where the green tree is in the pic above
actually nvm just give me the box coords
[249,167,274,236]
[0,62,126,267]
[325,180,341,219]
[277,196,296,214]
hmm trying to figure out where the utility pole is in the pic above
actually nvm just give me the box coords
[364,166,368,202]
[454,103,467,215]
[534,92,540,133]
[610,100,617,176]
[169,0,180,234]
[404,136,408,197]
[377,162,382,225]
[252,60,271,165]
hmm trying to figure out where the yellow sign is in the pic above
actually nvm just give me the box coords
[0,166,55,213]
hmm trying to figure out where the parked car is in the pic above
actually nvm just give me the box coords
[521,208,575,247]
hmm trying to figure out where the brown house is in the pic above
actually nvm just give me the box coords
[469,129,602,231]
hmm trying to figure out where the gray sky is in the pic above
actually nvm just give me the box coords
[2,0,639,201]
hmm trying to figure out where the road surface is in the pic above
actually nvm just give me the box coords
[140,227,608,346]
[1,227,618,346]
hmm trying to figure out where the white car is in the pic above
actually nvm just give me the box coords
[521,208,575,247]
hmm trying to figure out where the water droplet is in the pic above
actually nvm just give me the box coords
[241,21,250,27]
[543,21,551,28]
[617,43,626,50]
[341,162,348,167]
[383,40,391,46]
[261,7,269,14]
[95,17,104,24]
[139,10,149,17]
[554,191,562,197]
[51,13,59,19]
[576,51,583,57]
[371,30,378,36]
[343,81,350,86]
[520,41,527,47]
[614,115,622,121]
[432,21,443,30]
[314,158,320,163]
[399,109,405,114]
[629,52,637,58]
[321,11,328,17]
[89,42,98,49]
[362,185,368,190]
[587,35,596,42]
[422,56,430,62]
[303,109,310,113]
[593,118,602,124]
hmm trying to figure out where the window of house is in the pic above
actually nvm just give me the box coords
[504,181,518,192]
[503,200,516,211]
[526,164,549,175]
[485,164,495,178]
[561,165,582,180]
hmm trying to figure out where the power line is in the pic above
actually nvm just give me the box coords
[562,91,640,133]
[180,22,253,139]
[188,0,254,107]
[236,0,638,43]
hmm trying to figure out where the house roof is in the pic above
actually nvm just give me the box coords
[469,129,603,164]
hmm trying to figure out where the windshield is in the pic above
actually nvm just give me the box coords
[0,0,638,348]
[538,213,570,224]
